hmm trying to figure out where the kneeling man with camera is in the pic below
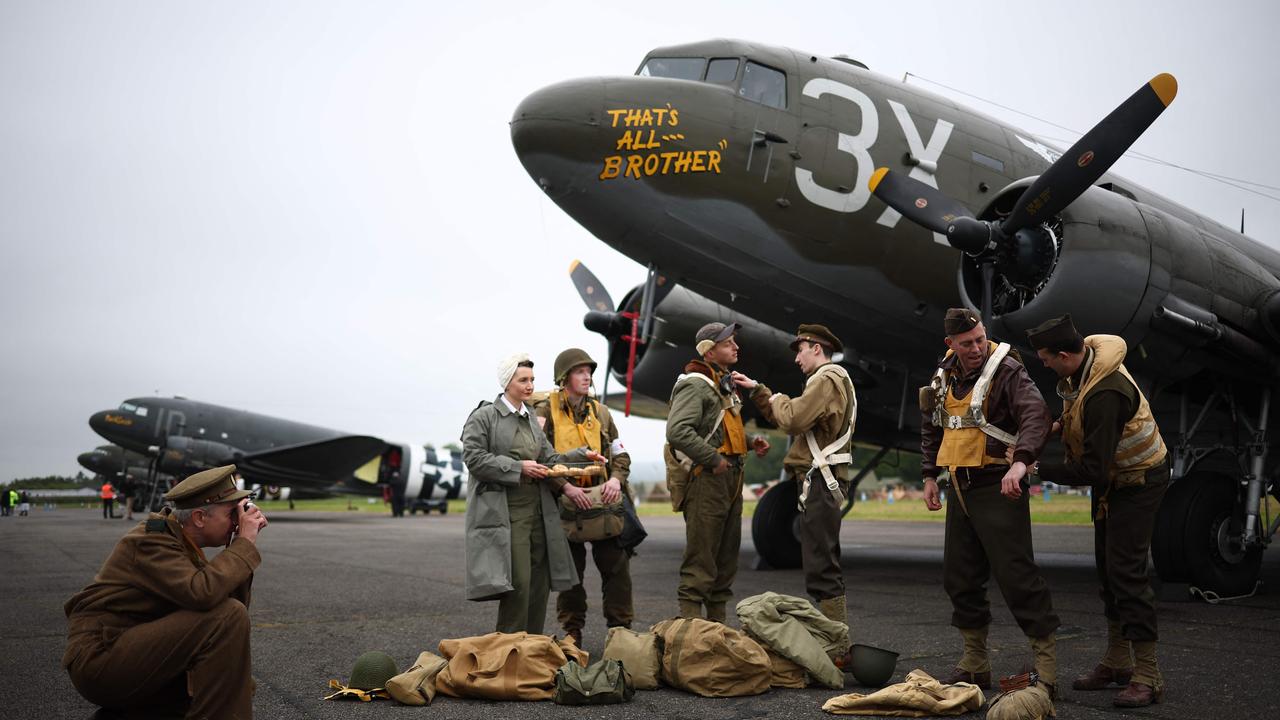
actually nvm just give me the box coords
[63,464,268,719]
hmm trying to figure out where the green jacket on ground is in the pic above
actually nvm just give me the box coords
[736,591,847,689]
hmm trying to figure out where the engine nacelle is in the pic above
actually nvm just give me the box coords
[594,285,809,419]
[158,436,237,475]
[967,183,1280,382]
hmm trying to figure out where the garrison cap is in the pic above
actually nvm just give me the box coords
[694,321,741,356]
[789,323,843,354]
[164,464,250,510]
[943,307,982,336]
[1026,314,1083,351]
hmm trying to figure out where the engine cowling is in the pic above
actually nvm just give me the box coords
[588,284,810,419]
[965,183,1280,382]
[158,436,237,475]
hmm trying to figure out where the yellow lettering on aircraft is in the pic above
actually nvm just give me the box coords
[599,105,722,182]
[104,414,133,426]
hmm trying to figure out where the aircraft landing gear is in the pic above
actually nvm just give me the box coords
[1153,471,1263,597]
[1153,385,1274,599]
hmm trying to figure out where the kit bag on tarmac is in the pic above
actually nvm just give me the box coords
[650,617,771,697]
[558,483,625,542]
[552,658,635,705]
[602,626,662,690]
[435,632,586,701]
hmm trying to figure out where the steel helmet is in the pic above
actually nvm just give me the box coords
[554,348,598,386]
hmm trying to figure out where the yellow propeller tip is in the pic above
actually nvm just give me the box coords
[568,259,580,274]
[1151,73,1177,107]
[869,167,889,193]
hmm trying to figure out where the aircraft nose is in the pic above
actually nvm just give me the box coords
[89,410,112,437]
[510,78,606,193]
[77,451,101,472]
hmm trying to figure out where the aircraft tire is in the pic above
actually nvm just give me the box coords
[752,480,802,569]
[1183,474,1262,597]
[1152,475,1199,583]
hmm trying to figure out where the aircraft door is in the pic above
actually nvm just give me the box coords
[730,60,799,206]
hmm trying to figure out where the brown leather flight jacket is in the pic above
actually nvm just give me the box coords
[920,349,1051,481]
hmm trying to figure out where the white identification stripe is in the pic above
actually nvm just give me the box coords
[1116,440,1163,468]
[1115,420,1156,452]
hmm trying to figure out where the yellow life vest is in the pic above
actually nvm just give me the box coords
[1059,335,1167,487]
[719,406,748,456]
[547,391,602,455]
[935,342,1013,471]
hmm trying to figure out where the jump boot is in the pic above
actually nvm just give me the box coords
[817,595,853,669]
[1073,620,1133,690]
[943,625,992,689]
[1029,634,1058,698]
[1114,640,1164,707]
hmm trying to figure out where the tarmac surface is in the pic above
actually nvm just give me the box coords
[3,506,1278,720]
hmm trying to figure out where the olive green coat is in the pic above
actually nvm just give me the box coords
[666,362,737,470]
[461,396,587,601]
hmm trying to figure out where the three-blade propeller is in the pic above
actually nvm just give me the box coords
[569,260,674,415]
[869,73,1177,323]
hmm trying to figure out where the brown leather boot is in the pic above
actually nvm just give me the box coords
[1073,663,1134,691]
[1114,681,1164,707]
[941,668,992,689]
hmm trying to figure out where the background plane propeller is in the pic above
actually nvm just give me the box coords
[870,73,1177,325]
[571,259,673,415]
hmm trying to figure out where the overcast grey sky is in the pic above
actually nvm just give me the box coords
[2,0,1277,481]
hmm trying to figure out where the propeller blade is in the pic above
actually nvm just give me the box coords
[868,167,974,235]
[1001,73,1177,236]
[569,259,615,313]
[980,261,995,328]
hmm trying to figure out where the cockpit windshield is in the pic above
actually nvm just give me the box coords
[118,402,148,417]
[638,57,705,81]
[639,56,785,109]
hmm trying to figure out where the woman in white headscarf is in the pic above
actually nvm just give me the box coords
[460,353,606,633]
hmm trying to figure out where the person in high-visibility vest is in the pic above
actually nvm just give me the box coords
[100,482,116,519]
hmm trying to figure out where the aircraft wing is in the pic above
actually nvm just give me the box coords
[233,435,389,490]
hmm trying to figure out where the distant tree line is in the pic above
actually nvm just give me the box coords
[4,472,96,490]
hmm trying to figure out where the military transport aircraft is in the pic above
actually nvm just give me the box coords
[76,443,337,509]
[88,397,465,511]
[511,38,1279,597]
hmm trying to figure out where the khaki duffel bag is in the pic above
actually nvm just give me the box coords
[558,484,624,542]
[650,617,771,697]
[386,651,448,705]
[766,648,808,689]
[436,632,584,701]
[602,626,661,690]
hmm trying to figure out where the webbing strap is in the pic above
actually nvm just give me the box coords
[798,365,855,512]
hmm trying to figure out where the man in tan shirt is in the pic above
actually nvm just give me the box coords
[734,324,856,644]
[63,464,268,719]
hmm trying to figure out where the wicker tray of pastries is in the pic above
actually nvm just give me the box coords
[545,463,606,478]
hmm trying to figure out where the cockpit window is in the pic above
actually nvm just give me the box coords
[705,58,739,86]
[135,406,148,417]
[119,403,137,412]
[638,57,706,81]
[741,61,787,109]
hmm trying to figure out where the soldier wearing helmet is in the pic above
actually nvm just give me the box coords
[532,347,633,647]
